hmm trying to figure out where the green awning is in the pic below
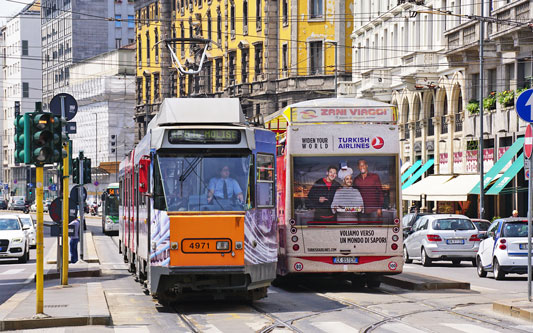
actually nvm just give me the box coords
[485,153,524,195]
[402,159,434,190]
[470,137,524,194]
[401,160,422,183]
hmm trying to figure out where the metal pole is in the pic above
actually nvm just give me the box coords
[62,141,69,285]
[35,166,44,314]
[334,42,338,97]
[479,1,485,219]
[528,158,532,301]
[95,113,98,206]
[79,155,84,261]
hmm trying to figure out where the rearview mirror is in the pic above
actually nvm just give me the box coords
[478,233,488,240]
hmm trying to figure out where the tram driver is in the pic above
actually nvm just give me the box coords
[207,165,244,204]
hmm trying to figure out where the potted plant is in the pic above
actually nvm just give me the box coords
[466,99,479,115]
[497,90,514,107]
[483,92,496,111]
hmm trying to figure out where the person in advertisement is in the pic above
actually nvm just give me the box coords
[207,165,244,203]
[331,167,364,221]
[307,165,341,221]
[353,159,384,218]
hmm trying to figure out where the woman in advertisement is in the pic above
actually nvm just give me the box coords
[331,167,364,221]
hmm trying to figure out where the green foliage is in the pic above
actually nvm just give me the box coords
[466,100,480,115]
[491,216,501,222]
[497,90,514,107]
[483,92,497,110]
[466,140,478,151]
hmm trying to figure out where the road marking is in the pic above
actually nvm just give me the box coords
[0,273,34,286]
[0,268,24,275]
[470,285,499,292]
[114,326,150,333]
[312,321,359,333]
[443,323,500,333]
[379,323,427,333]
[203,324,223,333]
[106,292,146,296]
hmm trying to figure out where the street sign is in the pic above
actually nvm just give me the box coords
[48,184,57,191]
[69,185,87,205]
[28,183,33,188]
[526,124,533,159]
[66,122,77,134]
[13,180,17,184]
[4,185,8,190]
[94,181,99,186]
[49,93,78,121]
[48,197,77,223]
[516,89,533,122]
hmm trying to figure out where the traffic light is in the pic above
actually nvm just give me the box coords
[51,115,64,163]
[14,115,25,163]
[110,134,116,153]
[83,158,91,184]
[72,157,80,184]
[25,112,56,165]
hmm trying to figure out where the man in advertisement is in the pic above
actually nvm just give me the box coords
[307,166,340,221]
[353,159,384,218]
[331,167,364,221]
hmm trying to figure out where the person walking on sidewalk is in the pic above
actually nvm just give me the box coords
[69,217,80,263]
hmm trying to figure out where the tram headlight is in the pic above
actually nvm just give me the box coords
[216,241,230,250]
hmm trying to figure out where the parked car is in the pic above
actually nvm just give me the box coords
[402,212,431,239]
[403,214,480,266]
[471,219,491,236]
[0,200,7,210]
[17,214,36,249]
[0,214,30,263]
[31,200,51,213]
[8,196,26,211]
[476,217,529,280]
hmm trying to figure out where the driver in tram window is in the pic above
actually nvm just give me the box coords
[207,165,244,203]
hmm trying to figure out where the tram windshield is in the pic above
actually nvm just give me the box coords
[105,195,119,216]
[156,154,252,212]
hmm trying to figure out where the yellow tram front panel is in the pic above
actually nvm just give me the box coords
[169,214,245,267]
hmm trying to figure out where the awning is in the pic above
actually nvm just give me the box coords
[433,174,499,201]
[401,161,412,174]
[485,153,524,195]
[470,137,524,194]
[401,160,422,183]
[402,159,435,190]
[402,175,454,201]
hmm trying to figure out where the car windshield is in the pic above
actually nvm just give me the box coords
[432,218,475,230]
[501,222,528,237]
[105,195,119,216]
[156,154,251,212]
[0,218,20,230]
[19,217,32,228]
[474,221,490,231]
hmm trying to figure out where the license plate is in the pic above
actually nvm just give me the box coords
[520,243,529,250]
[333,257,358,264]
[0,247,3,251]
[181,239,231,253]
[446,239,464,245]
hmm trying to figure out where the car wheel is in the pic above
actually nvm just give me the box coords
[421,248,432,267]
[18,247,28,264]
[476,256,487,277]
[403,246,412,264]
[493,258,505,280]
[471,259,477,267]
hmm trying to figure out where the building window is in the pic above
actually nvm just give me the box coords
[428,94,435,136]
[181,23,185,55]
[204,61,212,93]
[146,32,150,65]
[309,41,322,75]
[189,17,193,38]
[115,38,122,48]
[138,34,142,67]
[241,48,249,83]
[145,76,151,102]
[153,73,160,100]
[441,97,448,134]
[207,11,212,41]
[310,0,323,18]
[22,82,29,98]
[256,0,261,30]
[170,71,177,97]
[217,11,222,43]
[243,1,248,33]
[282,0,288,25]
[254,43,263,80]
[155,29,159,63]
[230,2,235,38]
[115,14,122,28]
[471,73,479,100]
[21,40,28,56]
[282,43,288,76]
[228,51,236,84]
[215,58,223,91]
[128,15,135,28]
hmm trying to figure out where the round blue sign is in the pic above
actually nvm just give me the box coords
[49,93,78,121]
[515,89,533,122]
[94,181,99,186]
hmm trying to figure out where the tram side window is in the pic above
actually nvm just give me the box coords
[256,153,274,207]
[153,157,167,210]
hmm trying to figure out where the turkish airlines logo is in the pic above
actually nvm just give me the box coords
[371,136,384,149]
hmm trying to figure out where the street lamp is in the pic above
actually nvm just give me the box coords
[325,40,338,97]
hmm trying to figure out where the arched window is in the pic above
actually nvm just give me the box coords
[427,92,435,136]
[414,95,422,138]
[403,98,410,139]
[441,92,448,134]
[455,88,463,132]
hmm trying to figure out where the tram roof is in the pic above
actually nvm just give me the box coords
[148,98,245,129]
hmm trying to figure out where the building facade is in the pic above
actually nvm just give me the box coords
[1,1,42,199]
[344,0,533,218]
[133,0,352,141]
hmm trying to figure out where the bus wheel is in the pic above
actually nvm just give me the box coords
[366,278,381,289]
[350,275,366,289]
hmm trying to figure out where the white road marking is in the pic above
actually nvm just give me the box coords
[379,323,427,333]
[114,326,150,333]
[203,324,223,333]
[106,292,146,296]
[513,325,533,331]
[0,273,34,286]
[267,289,277,294]
[312,321,359,333]
[470,285,499,292]
[443,323,500,333]
[0,268,24,275]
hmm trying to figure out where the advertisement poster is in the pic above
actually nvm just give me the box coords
[439,153,449,172]
[453,152,463,173]
[466,150,478,173]
[292,155,397,226]
[483,148,494,170]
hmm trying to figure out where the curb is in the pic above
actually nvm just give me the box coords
[0,315,111,331]
[493,299,533,322]
[381,272,470,290]
[42,267,101,281]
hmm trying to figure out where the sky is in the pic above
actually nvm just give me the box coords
[0,0,33,25]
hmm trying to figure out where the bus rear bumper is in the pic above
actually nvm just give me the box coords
[283,255,403,274]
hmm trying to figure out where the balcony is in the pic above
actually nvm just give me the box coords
[489,1,530,39]
[399,52,438,80]
[360,69,391,95]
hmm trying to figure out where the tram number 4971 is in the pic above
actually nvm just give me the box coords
[190,242,209,250]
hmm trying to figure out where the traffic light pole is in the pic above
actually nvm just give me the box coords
[79,154,85,261]
[61,141,69,286]
[35,166,44,314]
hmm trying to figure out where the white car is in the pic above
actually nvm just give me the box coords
[18,214,36,249]
[476,217,529,280]
[0,214,30,263]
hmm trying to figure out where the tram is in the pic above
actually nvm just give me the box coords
[266,98,403,287]
[119,98,277,302]
[101,183,119,234]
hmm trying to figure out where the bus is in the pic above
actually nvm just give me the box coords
[101,183,119,234]
[119,98,277,303]
[266,98,403,288]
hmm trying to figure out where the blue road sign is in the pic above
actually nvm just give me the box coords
[48,184,57,191]
[4,185,8,190]
[515,89,533,122]
[28,183,33,188]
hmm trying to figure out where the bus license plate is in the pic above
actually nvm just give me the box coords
[520,243,528,250]
[333,257,358,264]
[446,239,464,245]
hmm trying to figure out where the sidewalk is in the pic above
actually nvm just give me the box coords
[493,299,533,322]
[0,231,111,331]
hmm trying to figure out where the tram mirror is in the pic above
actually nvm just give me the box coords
[139,157,150,193]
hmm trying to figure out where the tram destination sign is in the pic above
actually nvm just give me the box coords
[168,129,241,144]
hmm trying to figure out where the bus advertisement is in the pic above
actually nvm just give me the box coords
[268,98,403,287]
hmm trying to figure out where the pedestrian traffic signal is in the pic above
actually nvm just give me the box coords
[83,158,91,184]
[14,115,25,163]
[25,112,57,165]
[72,157,80,184]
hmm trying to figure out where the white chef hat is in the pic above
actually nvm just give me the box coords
[338,167,353,181]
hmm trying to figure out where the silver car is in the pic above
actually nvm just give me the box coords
[403,214,480,266]
[18,214,36,249]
